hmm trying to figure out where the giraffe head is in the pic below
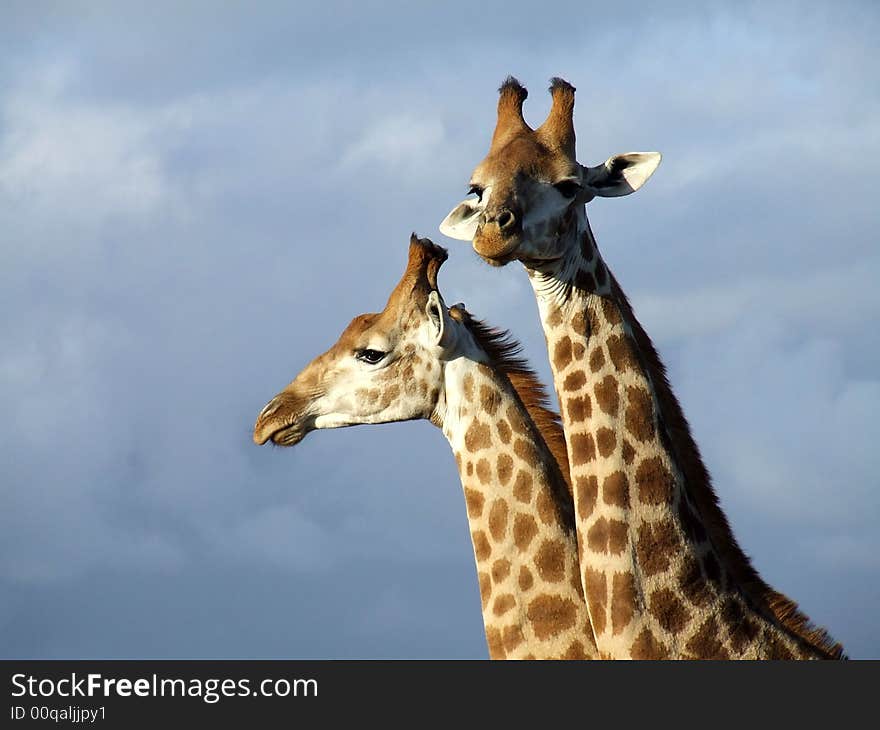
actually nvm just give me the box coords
[440,77,662,265]
[253,235,476,446]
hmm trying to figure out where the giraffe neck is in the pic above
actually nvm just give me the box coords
[524,208,842,659]
[437,352,597,659]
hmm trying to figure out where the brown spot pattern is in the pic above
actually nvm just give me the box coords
[485,627,504,659]
[566,395,591,422]
[635,519,680,577]
[589,347,605,373]
[602,471,630,508]
[527,595,578,640]
[635,456,674,505]
[512,471,533,503]
[553,337,573,370]
[518,565,534,591]
[563,371,586,392]
[493,594,516,617]
[649,587,690,633]
[587,517,609,554]
[513,514,538,552]
[607,519,628,555]
[478,571,491,609]
[606,334,637,373]
[491,559,511,583]
[625,386,655,443]
[575,476,598,518]
[685,617,729,659]
[586,517,627,555]
[464,488,484,518]
[570,432,596,466]
[536,489,558,527]
[593,375,618,416]
[620,440,636,465]
[611,572,637,636]
[496,419,511,444]
[502,626,525,653]
[596,427,616,457]
[488,500,509,543]
[630,628,665,660]
[472,530,491,561]
[535,539,567,583]
[571,311,589,337]
[513,438,538,465]
[496,454,513,486]
[562,640,589,660]
[465,421,492,452]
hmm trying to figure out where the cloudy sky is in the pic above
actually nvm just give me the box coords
[1,1,877,658]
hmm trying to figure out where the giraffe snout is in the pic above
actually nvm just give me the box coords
[253,392,310,446]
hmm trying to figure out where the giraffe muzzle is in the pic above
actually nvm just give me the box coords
[253,392,312,446]
[473,222,521,266]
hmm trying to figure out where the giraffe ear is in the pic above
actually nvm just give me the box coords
[439,198,482,241]
[581,152,662,198]
[426,290,455,348]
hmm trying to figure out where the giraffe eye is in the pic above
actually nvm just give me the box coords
[553,180,581,199]
[356,349,386,364]
[468,185,484,201]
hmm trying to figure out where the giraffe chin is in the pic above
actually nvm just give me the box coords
[473,233,520,267]
[266,424,307,447]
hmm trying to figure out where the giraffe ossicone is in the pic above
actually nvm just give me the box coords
[254,234,598,659]
[439,76,844,660]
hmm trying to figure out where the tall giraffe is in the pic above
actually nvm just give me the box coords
[440,77,844,659]
[253,235,597,659]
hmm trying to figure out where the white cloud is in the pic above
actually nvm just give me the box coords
[340,114,446,175]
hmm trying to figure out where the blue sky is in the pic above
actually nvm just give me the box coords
[1,1,877,658]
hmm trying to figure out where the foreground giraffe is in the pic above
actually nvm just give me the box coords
[440,77,843,659]
[253,235,597,659]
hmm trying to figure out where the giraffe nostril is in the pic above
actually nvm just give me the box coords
[496,210,516,230]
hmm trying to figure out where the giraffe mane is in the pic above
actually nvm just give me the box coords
[458,312,573,500]
[610,273,845,660]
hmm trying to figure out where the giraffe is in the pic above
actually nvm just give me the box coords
[440,77,844,659]
[253,234,598,659]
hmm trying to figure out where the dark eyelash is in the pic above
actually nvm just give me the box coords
[356,349,386,364]
[468,185,484,201]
